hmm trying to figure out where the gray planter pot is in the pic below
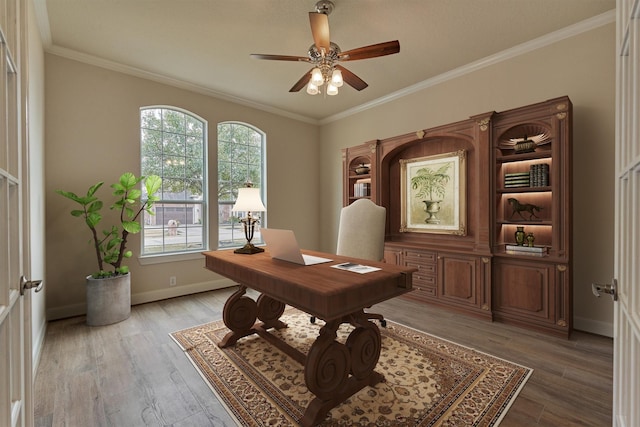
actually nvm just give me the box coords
[86,273,131,326]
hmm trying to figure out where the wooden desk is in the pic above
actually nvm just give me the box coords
[203,249,415,426]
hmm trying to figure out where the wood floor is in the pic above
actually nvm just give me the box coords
[34,287,613,427]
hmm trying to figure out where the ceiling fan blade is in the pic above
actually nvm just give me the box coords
[309,12,330,52]
[338,40,400,61]
[335,65,368,91]
[250,53,309,62]
[289,69,313,92]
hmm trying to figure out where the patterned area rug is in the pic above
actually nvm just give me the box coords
[170,309,532,426]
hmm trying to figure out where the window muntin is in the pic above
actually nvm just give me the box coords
[140,107,207,255]
[217,122,266,249]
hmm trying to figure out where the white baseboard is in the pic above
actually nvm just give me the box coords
[45,278,237,321]
[573,315,613,338]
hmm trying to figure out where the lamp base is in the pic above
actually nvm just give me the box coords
[234,242,265,255]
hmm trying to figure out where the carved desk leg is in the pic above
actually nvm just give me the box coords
[218,286,257,348]
[219,287,288,348]
[256,294,287,330]
[300,312,383,427]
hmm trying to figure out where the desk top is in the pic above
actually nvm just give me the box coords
[203,249,415,321]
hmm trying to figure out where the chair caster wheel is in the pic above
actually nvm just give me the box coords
[381,320,387,328]
[310,316,316,324]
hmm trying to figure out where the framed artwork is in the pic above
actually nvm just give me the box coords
[400,150,466,235]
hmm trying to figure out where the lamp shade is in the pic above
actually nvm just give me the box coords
[232,187,266,212]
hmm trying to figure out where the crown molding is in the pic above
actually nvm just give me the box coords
[320,9,616,125]
[45,45,321,125]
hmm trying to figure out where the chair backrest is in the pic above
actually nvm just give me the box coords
[336,198,386,261]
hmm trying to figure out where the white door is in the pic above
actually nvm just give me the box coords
[614,1,640,426]
[0,1,37,426]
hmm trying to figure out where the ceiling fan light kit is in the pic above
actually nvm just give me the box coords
[250,0,400,97]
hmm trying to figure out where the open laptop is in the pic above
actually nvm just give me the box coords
[260,228,332,265]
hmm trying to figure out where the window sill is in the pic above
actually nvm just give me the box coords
[138,251,205,265]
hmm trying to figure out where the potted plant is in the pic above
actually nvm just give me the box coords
[56,172,162,325]
[411,163,451,224]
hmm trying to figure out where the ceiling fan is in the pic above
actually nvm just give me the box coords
[250,0,400,95]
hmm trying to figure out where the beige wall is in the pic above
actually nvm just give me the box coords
[44,55,319,319]
[318,23,616,336]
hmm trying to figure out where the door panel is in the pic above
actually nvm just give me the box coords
[1,0,30,426]
[615,1,640,425]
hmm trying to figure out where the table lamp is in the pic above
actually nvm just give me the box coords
[231,185,266,254]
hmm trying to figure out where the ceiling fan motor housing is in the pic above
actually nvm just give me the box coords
[314,0,335,15]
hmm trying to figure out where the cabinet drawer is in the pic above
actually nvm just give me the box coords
[413,270,436,287]
[406,261,436,276]
[404,250,437,263]
[407,263,437,286]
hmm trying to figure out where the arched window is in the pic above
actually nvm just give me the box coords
[217,122,266,249]
[140,107,207,255]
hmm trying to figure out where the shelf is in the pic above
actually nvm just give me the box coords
[349,173,371,180]
[498,186,552,193]
[497,151,552,163]
[498,220,552,226]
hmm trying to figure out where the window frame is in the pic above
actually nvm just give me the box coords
[139,106,208,259]
[217,121,266,250]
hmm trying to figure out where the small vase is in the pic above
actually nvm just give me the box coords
[514,226,526,246]
[526,233,535,247]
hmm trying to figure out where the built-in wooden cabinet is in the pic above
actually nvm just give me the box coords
[490,97,572,337]
[342,140,378,206]
[342,96,572,337]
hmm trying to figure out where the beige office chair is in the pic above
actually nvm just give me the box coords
[311,198,388,326]
[336,198,386,262]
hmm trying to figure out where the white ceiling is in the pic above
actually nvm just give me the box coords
[38,0,615,122]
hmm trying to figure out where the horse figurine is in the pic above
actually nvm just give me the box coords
[508,198,542,220]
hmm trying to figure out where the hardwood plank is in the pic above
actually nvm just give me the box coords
[34,288,613,426]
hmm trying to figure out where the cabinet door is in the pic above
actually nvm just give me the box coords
[383,247,401,265]
[438,253,483,308]
[493,257,571,335]
[493,259,551,320]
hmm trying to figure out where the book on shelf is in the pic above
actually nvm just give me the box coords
[529,164,549,187]
[504,172,530,188]
[353,178,371,197]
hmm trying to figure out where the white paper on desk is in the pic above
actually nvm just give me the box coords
[331,262,381,274]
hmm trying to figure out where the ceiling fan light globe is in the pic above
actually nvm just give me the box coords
[326,83,339,96]
[311,68,324,86]
[306,82,319,95]
[331,69,343,87]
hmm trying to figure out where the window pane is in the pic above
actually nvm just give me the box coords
[141,107,207,255]
[217,122,265,249]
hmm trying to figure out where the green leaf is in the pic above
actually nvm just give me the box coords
[119,172,138,189]
[122,221,141,234]
[123,250,132,258]
[86,212,102,228]
[71,209,84,217]
[87,200,103,213]
[118,265,130,274]
[145,175,162,194]
[56,189,82,203]
[87,182,104,197]
[128,189,142,200]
